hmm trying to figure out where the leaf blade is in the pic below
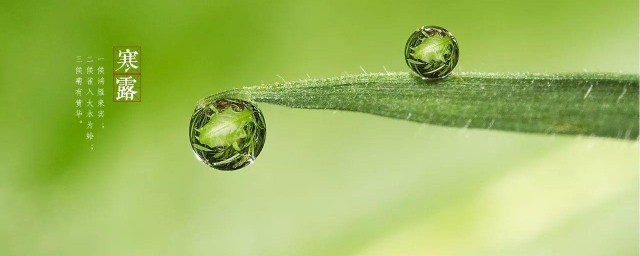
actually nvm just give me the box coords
[201,72,639,139]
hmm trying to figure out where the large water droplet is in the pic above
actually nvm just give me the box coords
[404,25,459,79]
[189,98,266,171]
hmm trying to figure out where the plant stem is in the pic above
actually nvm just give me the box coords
[199,72,639,140]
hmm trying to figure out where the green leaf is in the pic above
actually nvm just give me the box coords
[198,107,253,148]
[412,34,451,62]
[191,143,213,152]
[201,72,639,139]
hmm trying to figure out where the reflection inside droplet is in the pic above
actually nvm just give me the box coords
[189,98,266,171]
[404,25,459,79]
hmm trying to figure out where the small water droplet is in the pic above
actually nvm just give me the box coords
[189,98,266,171]
[404,26,459,79]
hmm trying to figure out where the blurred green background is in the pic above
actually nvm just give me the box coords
[1,0,638,255]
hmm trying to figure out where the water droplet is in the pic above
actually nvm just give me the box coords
[404,26,459,79]
[189,98,266,171]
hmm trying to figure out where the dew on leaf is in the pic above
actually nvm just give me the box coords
[404,25,459,79]
[189,98,266,171]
